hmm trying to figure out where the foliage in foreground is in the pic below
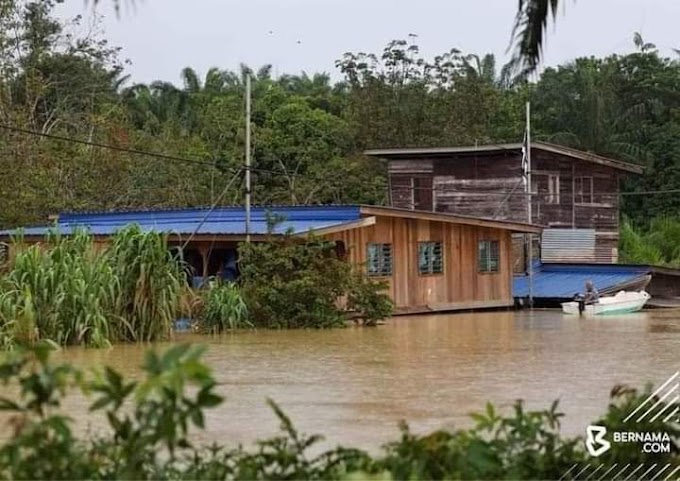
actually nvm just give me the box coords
[238,234,393,328]
[0,226,186,348]
[0,345,677,480]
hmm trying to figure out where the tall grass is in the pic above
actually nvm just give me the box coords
[107,225,186,342]
[0,226,187,348]
[200,281,251,332]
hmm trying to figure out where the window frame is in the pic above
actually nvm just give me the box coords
[366,242,393,277]
[478,239,501,274]
[547,174,560,204]
[418,241,444,275]
[574,176,594,205]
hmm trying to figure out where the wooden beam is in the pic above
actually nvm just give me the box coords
[359,206,543,233]
[297,216,377,237]
[199,246,209,279]
[392,299,514,315]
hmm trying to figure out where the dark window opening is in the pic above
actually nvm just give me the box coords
[207,248,239,282]
[335,240,347,260]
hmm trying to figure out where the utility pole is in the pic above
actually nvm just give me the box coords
[526,101,534,307]
[245,74,252,243]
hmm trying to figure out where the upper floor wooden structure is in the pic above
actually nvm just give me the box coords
[365,142,643,264]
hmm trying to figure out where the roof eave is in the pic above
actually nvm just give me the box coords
[364,142,644,174]
[359,205,543,233]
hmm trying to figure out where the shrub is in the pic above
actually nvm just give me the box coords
[238,234,393,328]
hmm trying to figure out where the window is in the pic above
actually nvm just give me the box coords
[413,177,433,211]
[478,240,500,273]
[575,176,594,204]
[547,175,560,204]
[367,243,393,276]
[334,241,347,260]
[418,241,443,275]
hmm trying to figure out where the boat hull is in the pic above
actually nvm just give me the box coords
[561,291,651,316]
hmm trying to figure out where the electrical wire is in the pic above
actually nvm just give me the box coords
[0,123,220,169]
[181,168,244,249]
[2,122,679,197]
[0,123,349,187]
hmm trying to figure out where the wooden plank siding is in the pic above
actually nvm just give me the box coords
[325,215,513,313]
[385,147,631,264]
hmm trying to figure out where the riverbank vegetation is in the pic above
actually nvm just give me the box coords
[0,344,677,480]
[620,217,680,267]
[0,227,185,348]
[0,229,392,347]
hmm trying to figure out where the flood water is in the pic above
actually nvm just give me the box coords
[4,310,680,451]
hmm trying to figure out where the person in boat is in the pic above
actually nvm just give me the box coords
[583,280,599,304]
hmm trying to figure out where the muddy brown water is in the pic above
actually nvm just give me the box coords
[2,310,679,451]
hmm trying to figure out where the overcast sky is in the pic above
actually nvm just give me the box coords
[57,0,679,85]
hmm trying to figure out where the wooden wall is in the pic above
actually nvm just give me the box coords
[387,149,624,263]
[326,215,514,313]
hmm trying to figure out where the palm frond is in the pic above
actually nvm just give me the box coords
[510,0,562,74]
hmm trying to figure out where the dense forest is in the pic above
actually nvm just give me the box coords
[1,1,679,233]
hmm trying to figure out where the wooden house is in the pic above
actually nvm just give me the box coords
[0,205,540,314]
[365,142,643,264]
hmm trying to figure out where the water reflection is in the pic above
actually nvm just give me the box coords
[2,310,679,451]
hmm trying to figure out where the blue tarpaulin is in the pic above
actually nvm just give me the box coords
[513,262,651,299]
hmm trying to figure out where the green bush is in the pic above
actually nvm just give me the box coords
[238,234,393,328]
[0,345,677,480]
[199,281,251,332]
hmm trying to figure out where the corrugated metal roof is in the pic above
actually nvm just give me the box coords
[0,205,363,237]
[513,262,651,299]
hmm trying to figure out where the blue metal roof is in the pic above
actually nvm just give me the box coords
[513,262,651,299]
[1,205,363,237]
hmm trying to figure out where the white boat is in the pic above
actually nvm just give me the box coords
[561,291,651,316]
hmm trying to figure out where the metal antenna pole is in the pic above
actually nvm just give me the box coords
[526,101,534,307]
[245,74,252,243]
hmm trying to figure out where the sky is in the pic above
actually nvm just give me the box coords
[57,0,680,86]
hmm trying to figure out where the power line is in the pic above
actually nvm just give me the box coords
[4,122,679,197]
[0,123,220,169]
[0,123,346,186]
[181,168,244,249]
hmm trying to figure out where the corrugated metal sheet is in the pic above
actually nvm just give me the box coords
[541,229,598,263]
[514,262,651,299]
[0,205,362,237]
